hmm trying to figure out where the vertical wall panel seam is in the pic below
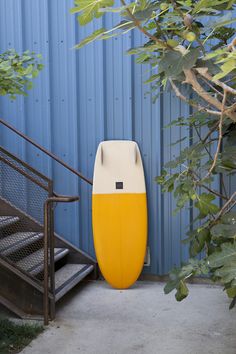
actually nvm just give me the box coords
[158,90,164,274]
[47,0,54,180]
[131,31,135,141]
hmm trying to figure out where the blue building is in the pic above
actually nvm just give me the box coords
[0,0,233,276]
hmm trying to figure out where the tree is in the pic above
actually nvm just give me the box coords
[0,49,43,100]
[71,0,236,308]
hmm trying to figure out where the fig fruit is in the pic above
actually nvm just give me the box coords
[160,3,169,11]
[185,32,196,42]
[184,14,193,27]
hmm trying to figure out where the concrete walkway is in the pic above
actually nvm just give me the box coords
[21,281,236,354]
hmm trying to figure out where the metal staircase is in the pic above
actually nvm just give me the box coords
[0,119,97,324]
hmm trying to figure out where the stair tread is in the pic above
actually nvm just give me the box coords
[0,232,43,256]
[16,247,69,275]
[55,263,94,301]
[0,216,20,229]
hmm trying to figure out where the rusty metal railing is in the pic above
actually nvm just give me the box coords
[0,118,93,185]
[0,118,93,325]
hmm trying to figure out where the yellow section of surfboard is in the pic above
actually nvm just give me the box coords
[92,141,147,289]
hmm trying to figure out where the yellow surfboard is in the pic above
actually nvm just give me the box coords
[92,140,147,289]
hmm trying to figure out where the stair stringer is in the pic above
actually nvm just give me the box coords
[0,256,53,319]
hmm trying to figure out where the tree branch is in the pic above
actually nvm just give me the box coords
[184,69,236,122]
[184,69,223,111]
[201,183,229,201]
[192,122,213,159]
[120,0,171,49]
[169,78,221,116]
[204,90,227,179]
[190,169,228,201]
[202,121,219,143]
[215,191,236,221]
[196,69,236,96]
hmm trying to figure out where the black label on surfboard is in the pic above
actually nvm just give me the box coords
[116,182,123,190]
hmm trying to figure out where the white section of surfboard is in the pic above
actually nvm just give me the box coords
[93,140,146,195]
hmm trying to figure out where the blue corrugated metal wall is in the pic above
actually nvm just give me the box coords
[0,0,230,275]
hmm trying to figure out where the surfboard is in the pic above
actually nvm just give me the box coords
[92,140,147,289]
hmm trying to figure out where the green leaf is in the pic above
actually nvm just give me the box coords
[190,229,210,257]
[26,81,33,90]
[193,0,232,14]
[175,280,189,301]
[71,0,114,25]
[164,259,209,299]
[213,58,236,81]
[229,297,236,310]
[195,193,219,218]
[98,3,135,13]
[205,13,236,30]
[211,223,236,240]
[132,7,155,21]
[166,39,179,48]
[159,48,200,78]
[220,146,236,170]
[221,212,236,225]
[74,28,106,49]
[164,278,180,294]
[208,242,236,268]
[164,266,193,294]
[144,74,160,84]
[204,48,228,60]
[226,287,236,299]
[127,43,165,56]
[111,20,135,32]
[215,262,236,284]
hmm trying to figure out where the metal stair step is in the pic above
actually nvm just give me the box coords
[0,232,43,256]
[16,248,69,276]
[0,216,20,229]
[55,263,94,301]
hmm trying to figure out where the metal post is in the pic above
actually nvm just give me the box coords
[43,200,49,326]
[43,196,79,325]
[49,181,55,321]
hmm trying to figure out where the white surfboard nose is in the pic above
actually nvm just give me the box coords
[99,141,139,166]
[93,140,146,194]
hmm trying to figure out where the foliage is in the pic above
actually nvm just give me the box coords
[72,0,236,308]
[0,49,43,100]
[0,318,43,353]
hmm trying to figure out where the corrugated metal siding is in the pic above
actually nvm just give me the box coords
[0,0,230,275]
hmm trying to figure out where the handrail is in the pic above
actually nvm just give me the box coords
[0,118,93,185]
[0,148,78,196]
[43,194,80,325]
[0,145,51,187]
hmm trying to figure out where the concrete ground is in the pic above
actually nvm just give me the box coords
[20,281,236,354]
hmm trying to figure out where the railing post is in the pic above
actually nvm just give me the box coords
[49,181,55,321]
[43,195,79,325]
[43,200,49,326]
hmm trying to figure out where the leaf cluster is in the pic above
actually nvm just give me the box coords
[71,0,236,89]
[0,49,43,99]
[156,109,236,306]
